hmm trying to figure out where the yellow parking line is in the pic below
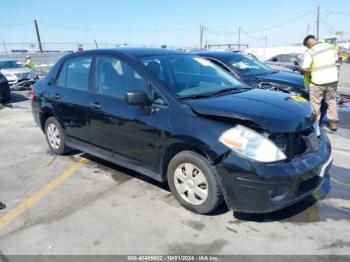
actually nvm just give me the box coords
[0,158,88,231]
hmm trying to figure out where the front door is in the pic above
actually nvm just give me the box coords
[89,55,157,171]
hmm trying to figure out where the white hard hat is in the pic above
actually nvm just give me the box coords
[26,55,31,58]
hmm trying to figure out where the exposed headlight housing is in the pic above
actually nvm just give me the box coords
[219,125,287,163]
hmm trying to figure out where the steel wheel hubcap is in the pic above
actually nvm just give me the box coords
[174,163,208,205]
[47,123,61,149]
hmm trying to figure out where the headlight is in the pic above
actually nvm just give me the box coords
[219,125,287,163]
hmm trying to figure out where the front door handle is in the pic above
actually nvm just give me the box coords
[52,93,61,100]
[90,102,102,110]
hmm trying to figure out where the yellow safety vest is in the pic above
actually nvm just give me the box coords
[25,59,35,70]
[309,43,338,85]
[304,72,311,89]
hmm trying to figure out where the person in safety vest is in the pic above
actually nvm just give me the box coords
[301,35,339,131]
[25,55,35,70]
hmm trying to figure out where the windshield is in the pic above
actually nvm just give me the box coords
[226,54,272,76]
[140,55,243,98]
[0,61,25,69]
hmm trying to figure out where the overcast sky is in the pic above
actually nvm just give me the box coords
[0,0,349,50]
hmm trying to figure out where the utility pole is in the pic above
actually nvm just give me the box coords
[237,27,241,50]
[199,24,204,49]
[34,19,43,53]
[316,6,320,40]
[2,39,7,54]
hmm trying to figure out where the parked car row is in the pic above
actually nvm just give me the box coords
[265,53,304,72]
[193,51,307,97]
[0,60,38,91]
[31,48,332,214]
[0,59,40,104]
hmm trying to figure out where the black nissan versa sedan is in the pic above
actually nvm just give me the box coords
[31,48,332,214]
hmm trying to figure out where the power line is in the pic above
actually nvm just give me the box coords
[39,22,194,33]
[0,23,32,27]
[327,11,350,16]
[203,26,237,36]
[240,28,266,42]
[247,10,314,33]
[202,9,314,41]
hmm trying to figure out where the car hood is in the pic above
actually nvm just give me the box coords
[188,89,315,133]
[0,67,31,74]
[254,70,304,88]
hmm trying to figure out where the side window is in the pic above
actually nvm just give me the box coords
[95,56,148,98]
[56,57,92,91]
[56,62,68,87]
[141,58,165,81]
[279,55,291,63]
[66,57,92,91]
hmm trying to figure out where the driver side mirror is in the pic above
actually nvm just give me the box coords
[124,91,151,106]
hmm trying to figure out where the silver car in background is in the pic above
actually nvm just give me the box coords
[0,60,38,90]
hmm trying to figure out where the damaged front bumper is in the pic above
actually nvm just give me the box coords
[9,78,37,90]
[216,130,332,213]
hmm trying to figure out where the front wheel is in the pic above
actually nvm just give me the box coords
[167,151,224,214]
[45,117,71,155]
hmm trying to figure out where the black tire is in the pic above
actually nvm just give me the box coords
[44,117,71,155]
[3,94,11,104]
[167,151,224,214]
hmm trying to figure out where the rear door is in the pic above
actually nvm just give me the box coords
[50,56,95,143]
[88,55,157,170]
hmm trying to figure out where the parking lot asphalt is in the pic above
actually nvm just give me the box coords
[0,88,350,255]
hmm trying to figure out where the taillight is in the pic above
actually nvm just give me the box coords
[30,85,35,103]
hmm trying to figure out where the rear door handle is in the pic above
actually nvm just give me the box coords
[90,102,102,110]
[52,93,60,100]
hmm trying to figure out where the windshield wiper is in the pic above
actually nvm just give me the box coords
[209,86,251,96]
[180,86,251,100]
[180,93,213,100]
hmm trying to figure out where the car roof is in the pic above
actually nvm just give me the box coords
[71,48,186,58]
[191,51,244,59]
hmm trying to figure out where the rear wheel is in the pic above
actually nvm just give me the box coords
[45,117,71,155]
[167,151,223,214]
